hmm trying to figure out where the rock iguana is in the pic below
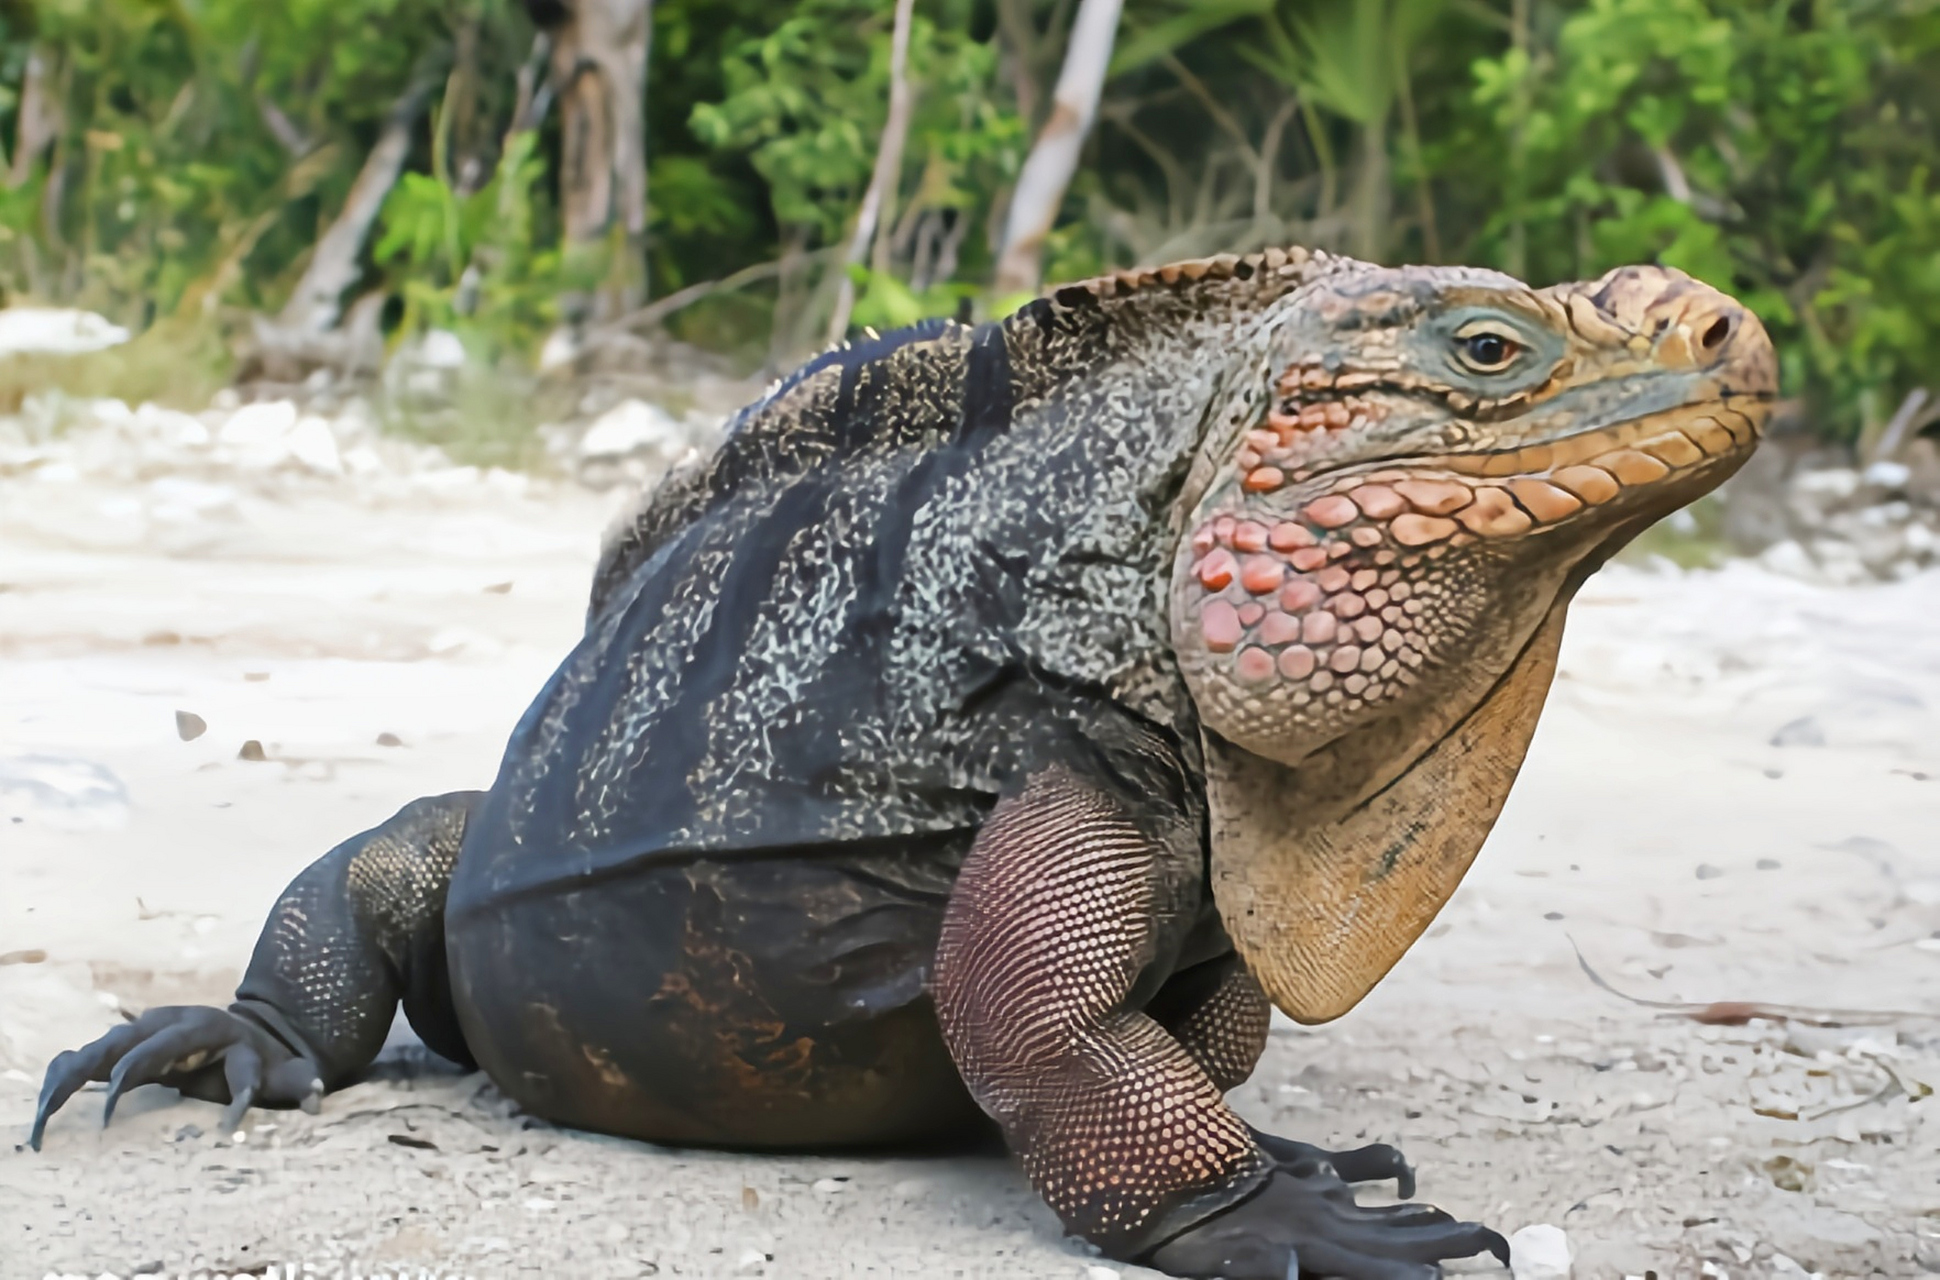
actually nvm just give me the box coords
[32,248,1777,1278]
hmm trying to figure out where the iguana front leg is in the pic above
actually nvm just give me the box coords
[31,791,480,1148]
[1155,955,1418,1199]
[934,763,1505,1278]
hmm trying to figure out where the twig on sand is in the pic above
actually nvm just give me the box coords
[1568,937,1935,1028]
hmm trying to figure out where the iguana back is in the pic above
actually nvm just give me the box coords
[466,252,1328,906]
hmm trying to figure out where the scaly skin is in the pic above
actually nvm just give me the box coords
[1164,260,1775,1026]
[30,249,1776,1280]
[1173,263,1769,768]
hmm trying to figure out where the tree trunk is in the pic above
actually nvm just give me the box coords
[275,83,434,334]
[539,0,652,316]
[7,49,62,189]
[992,0,1121,295]
[826,0,917,342]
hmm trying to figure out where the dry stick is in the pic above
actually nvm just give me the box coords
[1252,98,1298,229]
[256,95,312,157]
[275,75,439,334]
[1392,44,1439,263]
[827,0,918,344]
[995,0,1046,127]
[6,50,59,189]
[595,249,842,337]
[1568,937,1934,1028]
[993,0,1124,295]
[1162,52,1260,167]
[1872,387,1938,465]
[1097,101,1190,233]
[506,32,551,139]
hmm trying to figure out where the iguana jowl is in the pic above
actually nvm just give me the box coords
[33,249,1776,1278]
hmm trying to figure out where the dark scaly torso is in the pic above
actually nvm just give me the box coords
[437,261,1327,1140]
[455,301,1263,898]
[445,265,1326,1054]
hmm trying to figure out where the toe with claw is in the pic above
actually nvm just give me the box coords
[1145,1147,1508,1280]
[30,1005,323,1150]
[1251,1129,1418,1200]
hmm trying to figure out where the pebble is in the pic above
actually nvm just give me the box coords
[0,307,129,355]
[1769,716,1826,748]
[0,753,132,830]
[1509,1223,1573,1280]
[1740,461,1940,583]
[578,399,688,463]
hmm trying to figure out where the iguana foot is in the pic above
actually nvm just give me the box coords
[1251,1127,1416,1199]
[1143,1160,1508,1280]
[30,1005,322,1150]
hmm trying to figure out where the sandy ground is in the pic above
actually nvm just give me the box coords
[1,467,1937,1280]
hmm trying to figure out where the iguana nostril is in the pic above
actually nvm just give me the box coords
[1700,314,1735,351]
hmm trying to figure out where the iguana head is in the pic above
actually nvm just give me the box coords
[1165,258,1776,1021]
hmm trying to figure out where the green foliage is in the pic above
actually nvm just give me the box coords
[374,129,582,359]
[2,0,1937,440]
[0,0,506,321]
[845,263,975,331]
[689,0,1022,248]
[1461,0,1940,439]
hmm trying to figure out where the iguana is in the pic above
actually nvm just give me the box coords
[32,249,1775,1279]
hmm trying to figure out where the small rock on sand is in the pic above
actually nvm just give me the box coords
[1770,715,1826,747]
[1509,1223,1573,1279]
[0,753,131,829]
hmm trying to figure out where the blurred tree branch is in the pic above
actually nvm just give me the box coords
[994,0,1121,294]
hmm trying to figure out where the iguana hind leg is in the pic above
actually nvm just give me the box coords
[31,791,481,1148]
[934,761,1505,1278]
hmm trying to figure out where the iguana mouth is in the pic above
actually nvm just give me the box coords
[1426,396,1766,479]
[1279,396,1770,543]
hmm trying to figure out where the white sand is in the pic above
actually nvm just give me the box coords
[2,468,1935,1278]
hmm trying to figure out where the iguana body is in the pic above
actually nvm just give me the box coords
[34,249,1776,1278]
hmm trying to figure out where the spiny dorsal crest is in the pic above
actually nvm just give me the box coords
[1048,246,1324,308]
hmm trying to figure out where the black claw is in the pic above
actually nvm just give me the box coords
[101,1060,135,1126]
[29,1005,318,1150]
[100,1023,199,1127]
[31,1053,82,1151]
[1367,1203,1454,1229]
[217,1084,256,1138]
[1144,1151,1505,1280]
[1291,1237,1440,1280]
[1329,1143,1416,1199]
[218,1043,264,1137]
[1251,1131,1416,1199]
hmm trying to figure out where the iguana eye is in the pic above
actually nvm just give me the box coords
[1455,329,1521,372]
